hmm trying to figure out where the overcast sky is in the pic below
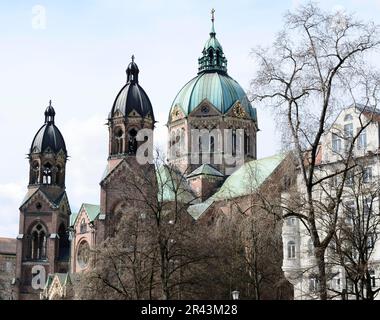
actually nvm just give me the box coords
[1,0,380,238]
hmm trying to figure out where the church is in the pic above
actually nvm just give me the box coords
[14,13,291,300]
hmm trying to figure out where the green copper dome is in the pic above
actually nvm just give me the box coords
[170,12,256,121]
[171,72,256,119]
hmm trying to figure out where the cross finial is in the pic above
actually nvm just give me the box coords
[49,99,52,106]
[131,54,135,62]
[211,8,215,22]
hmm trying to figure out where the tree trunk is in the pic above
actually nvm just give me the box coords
[315,248,328,300]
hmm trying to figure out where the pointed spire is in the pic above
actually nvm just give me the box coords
[44,99,56,124]
[210,8,216,37]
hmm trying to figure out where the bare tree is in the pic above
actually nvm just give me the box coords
[76,150,213,300]
[251,2,380,299]
[328,157,380,300]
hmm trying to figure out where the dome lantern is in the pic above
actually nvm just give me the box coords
[198,9,228,74]
[126,55,139,84]
[44,100,56,124]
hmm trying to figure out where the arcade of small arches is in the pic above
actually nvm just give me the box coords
[111,126,139,156]
[169,126,254,157]
[29,160,65,186]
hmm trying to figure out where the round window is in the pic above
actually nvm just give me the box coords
[201,105,209,114]
[77,241,90,268]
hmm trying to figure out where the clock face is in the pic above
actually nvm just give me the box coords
[201,105,210,114]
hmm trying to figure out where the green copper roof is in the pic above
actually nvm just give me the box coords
[171,72,256,120]
[187,164,224,178]
[157,165,196,203]
[186,154,287,219]
[71,203,100,226]
[83,203,100,221]
[70,212,78,226]
[187,198,214,220]
[211,154,286,201]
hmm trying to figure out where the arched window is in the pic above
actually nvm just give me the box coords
[80,218,87,234]
[128,128,138,155]
[56,164,63,186]
[29,223,47,260]
[210,135,215,164]
[199,136,203,164]
[307,239,314,257]
[31,161,40,184]
[287,241,296,259]
[210,136,215,153]
[208,49,214,65]
[42,163,52,185]
[244,132,250,155]
[232,129,237,156]
[115,128,124,154]
[216,50,220,65]
[58,224,69,261]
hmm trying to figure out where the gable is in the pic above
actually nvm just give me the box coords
[170,105,186,122]
[100,158,125,185]
[128,108,142,117]
[101,158,132,186]
[189,99,221,118]
[73,203,100,228]
[225,100,250,119]
[20,188,57,211]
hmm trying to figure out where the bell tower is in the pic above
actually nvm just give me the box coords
[15,101,71,300]
[96,57,156,242]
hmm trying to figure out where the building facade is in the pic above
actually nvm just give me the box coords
[0,237,16,300]
[282,105,380,300]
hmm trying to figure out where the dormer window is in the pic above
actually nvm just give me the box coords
[344,114,353,121]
